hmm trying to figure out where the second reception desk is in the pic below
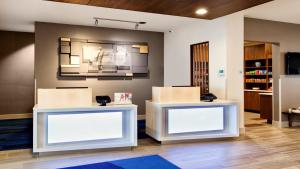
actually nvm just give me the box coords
[146,100,239,142]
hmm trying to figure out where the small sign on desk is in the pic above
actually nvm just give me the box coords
[114,93,132,105]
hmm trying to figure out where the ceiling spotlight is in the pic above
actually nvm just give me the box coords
[195,8,208,15]
[95,19,99,26]
[135,23,139,30]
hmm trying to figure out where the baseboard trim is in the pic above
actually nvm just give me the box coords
[138,114,145,120]
[239,127,246,136]
[0,113,33,120]
[272,120,281,128]
[0,149,32,160]
[280,121,300,128]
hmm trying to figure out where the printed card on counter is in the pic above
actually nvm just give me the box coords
[114,93,132,105]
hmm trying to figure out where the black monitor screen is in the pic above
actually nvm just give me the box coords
[286,52,300,75]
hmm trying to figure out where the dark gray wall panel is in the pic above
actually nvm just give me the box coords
[35,22,164,114]
[0,31,34,115]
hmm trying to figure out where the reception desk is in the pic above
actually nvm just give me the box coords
[146,87,239,142]
[33,89,137,153]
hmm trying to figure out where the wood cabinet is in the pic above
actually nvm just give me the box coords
[245,90,272,114]
[260,94,273,123]
[244,91,261,112]
[244,44,266,60]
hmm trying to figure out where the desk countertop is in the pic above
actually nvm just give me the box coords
[146,99,238,107]
[33,102,137,112]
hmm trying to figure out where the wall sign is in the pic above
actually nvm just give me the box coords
[59,37,149,77]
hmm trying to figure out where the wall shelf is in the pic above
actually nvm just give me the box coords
[245,74,268,76]
[245,66,271,69]
[244,43,273,91]
[245,82,272,84]
[244,42,273,112]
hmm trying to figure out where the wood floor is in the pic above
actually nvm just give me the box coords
[245,112,267,126]
[0,114,300,169]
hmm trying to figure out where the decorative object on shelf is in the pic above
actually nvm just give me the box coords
[245,70,268,75]
[96,95,111,106]
[245,78,267,83]
[269,78,273,83]
[191,42,209,94]
[114,93,132,105]
[255,61,261,67]
[59,37,149,77]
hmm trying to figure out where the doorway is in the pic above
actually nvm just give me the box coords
[244,41,277,127]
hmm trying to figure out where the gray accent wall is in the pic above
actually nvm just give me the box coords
[0,31,34,115]
[35,22,164,114]
[245,18,300,122]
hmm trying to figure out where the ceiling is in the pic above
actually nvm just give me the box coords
[49,0,273,19]
[0,0,299,33]
[244,0,300,25]
[0,0,204,33]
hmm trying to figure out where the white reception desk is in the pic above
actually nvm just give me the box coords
[146,87,239,142]
[33,89,137,153]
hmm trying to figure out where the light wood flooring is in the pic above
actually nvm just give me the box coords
[0,114,300,169]
[245,111,268,126]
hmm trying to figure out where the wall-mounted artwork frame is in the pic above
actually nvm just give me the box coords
[59,37,149,77]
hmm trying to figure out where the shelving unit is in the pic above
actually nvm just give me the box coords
[244,42,273,112]
[191,42,209,94]
[244,43,272,91]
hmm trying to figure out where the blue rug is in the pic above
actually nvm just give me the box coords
[60,155,180,169]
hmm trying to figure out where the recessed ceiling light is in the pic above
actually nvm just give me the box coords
[195,8,208,15]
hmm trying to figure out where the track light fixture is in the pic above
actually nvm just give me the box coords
[93,17,146,30]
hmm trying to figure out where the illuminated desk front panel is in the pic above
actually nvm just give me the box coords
[167,107,224,134]
[47,112,123,144]
[146,100,239,142]
[33,104,137,153]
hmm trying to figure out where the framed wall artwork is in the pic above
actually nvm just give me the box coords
[59,37,149,77]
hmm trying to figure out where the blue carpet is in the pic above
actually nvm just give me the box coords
[0,119,32,151]
[60,155,180,169]
[138,120,149,139]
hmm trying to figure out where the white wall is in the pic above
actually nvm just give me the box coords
[279,75,300,127]
[164,18,227,99]
[164,13,245,128]
[225,13,245,128]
